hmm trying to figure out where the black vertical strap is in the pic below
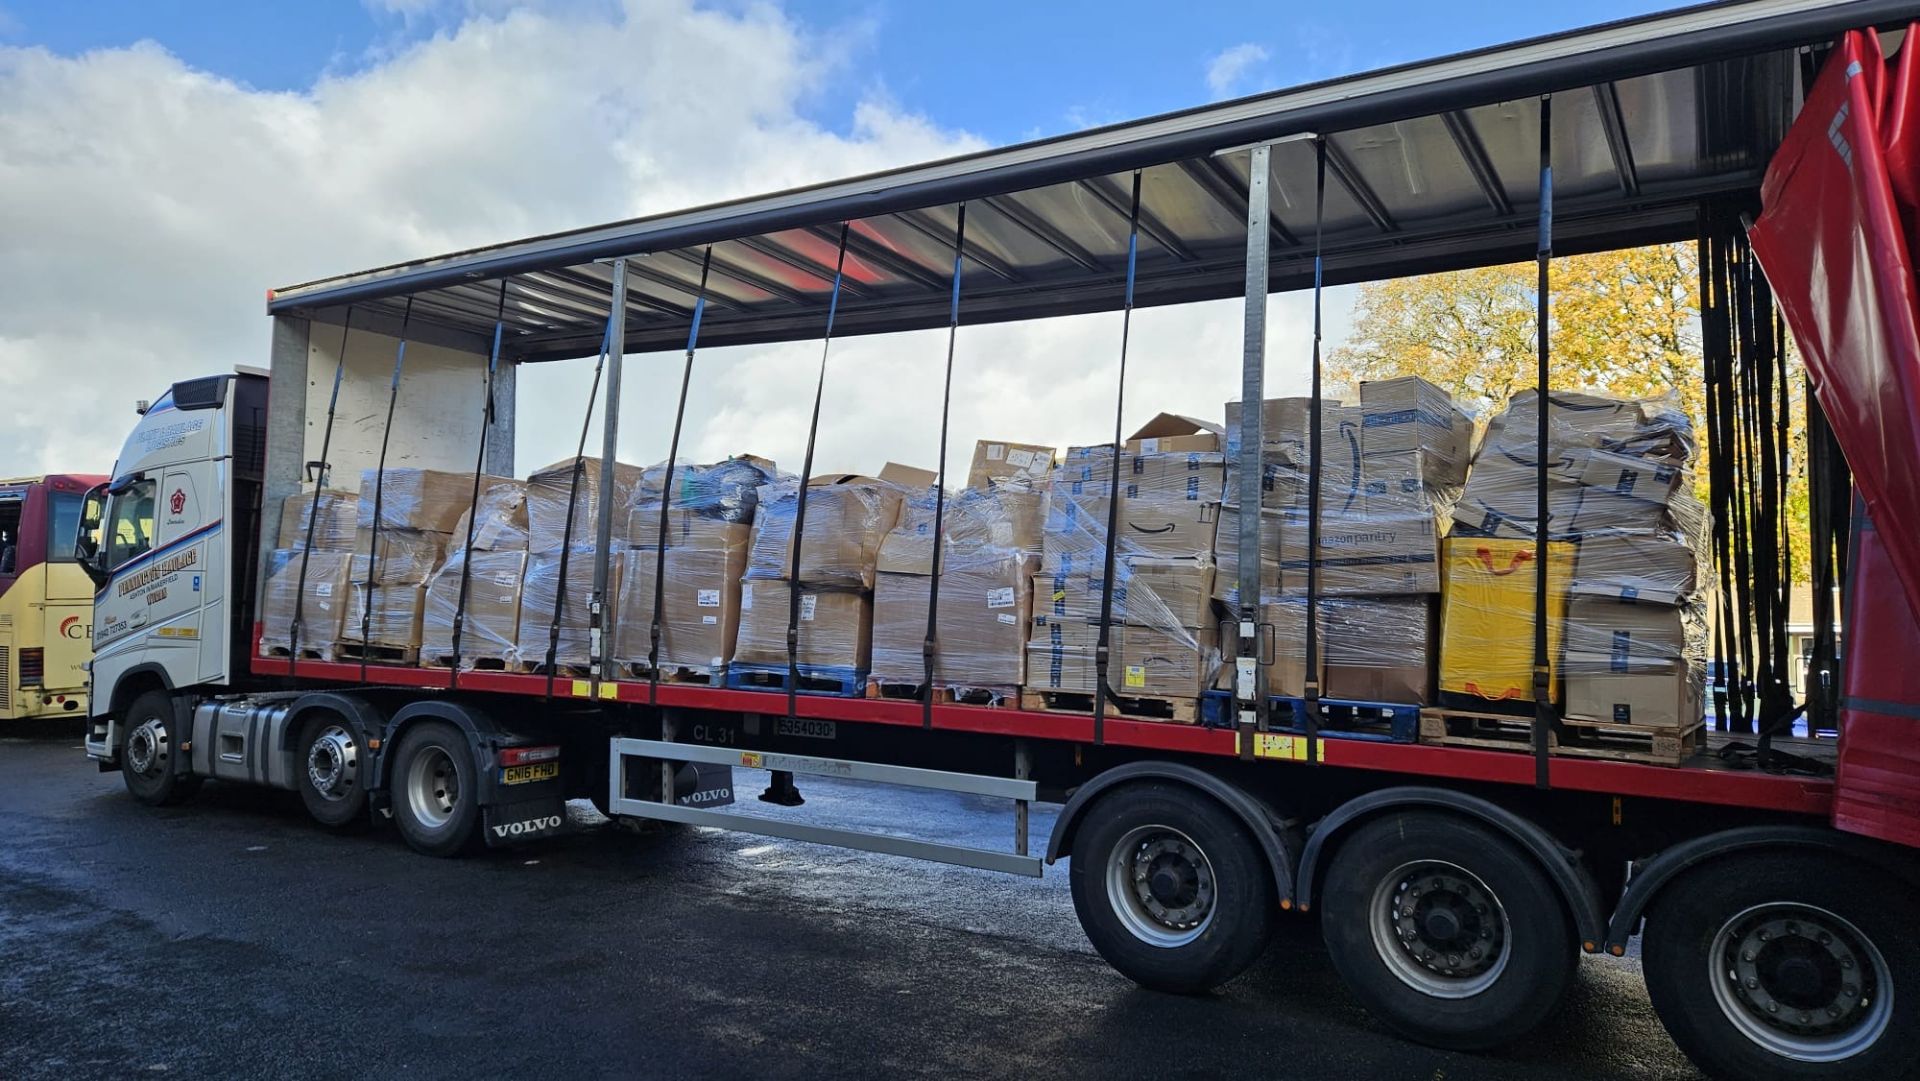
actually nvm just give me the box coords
[650,247,714,706]
[921,205,969,728]
[1302,140,1328,766]
[1091,171,1143,746]
[289,306,354,667]
[447,281,509,688]
[1531,94,1554,790]
[358,298,412,683]
[787,225,851,722]
[543,313,615,703]
[1804,377,1848,732]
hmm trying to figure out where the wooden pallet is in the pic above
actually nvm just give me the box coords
[261,644,332,662]
[333,641,420,666]
[865,680,1018,708]
[622,662,725,686]
[1019,689,1198,724]
[422,653,512,671]
[512,659,596,678]
[1420,707,1703,765]
[726,663,867,698]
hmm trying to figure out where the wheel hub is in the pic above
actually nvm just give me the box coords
[126,719,168,775]
[1713,903,1891,1059]
[305,725,359,801]
[405,746,460,830]
[1371,860,1511,999]
[1105,825,1217,948]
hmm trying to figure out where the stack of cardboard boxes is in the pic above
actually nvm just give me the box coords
[870,450,1047,691]
[1218,379,1470,703]
[419,477,527,668]
[1027,416,1224,702]
[506,457,647,670]
[614,456,779,678]
[732,473,906,676]
[340,468,478,660]
[260,490,360,658]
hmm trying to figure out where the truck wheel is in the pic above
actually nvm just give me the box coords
[1641,851,1915,1081]
[295,711,368,830]
[1318,812,1574,1050]
[389,721,481,857]
[1068,782,1275,994]
[120,689,202,806]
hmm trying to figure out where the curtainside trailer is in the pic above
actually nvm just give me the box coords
[79,3,1920,1078]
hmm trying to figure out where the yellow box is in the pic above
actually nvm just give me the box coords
[1438,536,1574,705]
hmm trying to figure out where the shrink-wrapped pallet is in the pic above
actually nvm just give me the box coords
[277,491,359,551]
[258,549,353,657]
[421,550,527,668]
[525,457,647,553]
[732,581,871,670]
[615,537,749,675]
[743,475,905,589]
[513,545,607,671]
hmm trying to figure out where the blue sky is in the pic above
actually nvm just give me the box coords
[5,0,1685,145]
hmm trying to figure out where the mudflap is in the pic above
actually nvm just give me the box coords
[678,762,735,808]
[482,796,568,847]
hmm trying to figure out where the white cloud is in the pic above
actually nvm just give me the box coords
[0,0,1351,491]
[1204,42,1269,100]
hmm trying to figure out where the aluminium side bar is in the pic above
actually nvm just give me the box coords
[1091,170,1144,745]
[650,247,714,705]
[922,203,969,728]
[1235,144,1273,761]
[447,282,509,687]
[1531,95,1555,789]
[358,298,412,683]
[543,312,614,702]
[786,226,852,722]
[588,258,629,692]
[1302,139,1329,765]
[289,306,353,667]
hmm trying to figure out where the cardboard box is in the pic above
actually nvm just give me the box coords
[1279,501,1441,595]
[1224,396,1342,450]
[1563,595,1694,673]
[341,557,426,650]
[878,462,939,491]
[968,440,1056,490]
[1569,447,1685,506]
[1115,500,1219,560]
[1452,452,1584,540]
[350,528,447,584]
[947,486,1045,556]
[1322,595,1437,704]
[1571,532,1700,605]
[451,480,528,551]
[1569,484,1671,534]
[1126,413,1222,454]
[511,547,613,670]
[1024,638,1100,693]
[524,457,646,553]
[629,509,751,553]
[421,550,527,665]
[614,544,747,672]
[1213,504,1282,605]
[258,549,353,654]
[744,476,905,589]
[278,491,358,551]
[1564,667,1704,728]
[1030,557,1212,630]
[1115,623,1217,698]
[871,555,1031,686]
[732,581,872,669]
[1358,377,1473,486]
[357,468,504,535]
[1258,594,1325,698]
[1120,451,1226,505]
[1437,536,1574,704]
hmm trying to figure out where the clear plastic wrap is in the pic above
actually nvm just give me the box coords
[524,457,646,553]
[967,440,1054,489]
[452,479,530,551]
[341,554,427,652]
[277,491,358,551]
[628,455,783,550]
[1211,504,1282,606]
[875,484,1044,576]
[870,553,1033,686]
[350,528,446,584]
[614,543,748,674]
[743,476,905,588]
[1562,595,1710,674]
[731,581,872,670]
[356,467,500,535]
[258,549,353,656]
[1022,620,1221,699]
[421,549,527,667]
[512,545,606,670]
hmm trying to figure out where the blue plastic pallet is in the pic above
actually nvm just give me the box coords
[724,662,868,698]
[1198,690,1420,743]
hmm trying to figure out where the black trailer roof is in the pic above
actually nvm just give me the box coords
[266,0,1911,361]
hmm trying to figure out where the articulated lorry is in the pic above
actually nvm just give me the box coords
[79,4,1920,1078]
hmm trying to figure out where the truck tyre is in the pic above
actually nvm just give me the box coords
[1318,811,1573,1050]
[1641,851,1916,1081]
[390,721,482,857]
[120,689,202,806]
[295,711,369,830]
[1068,782,1275,994]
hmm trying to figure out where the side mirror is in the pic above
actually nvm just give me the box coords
[77,542,107,590]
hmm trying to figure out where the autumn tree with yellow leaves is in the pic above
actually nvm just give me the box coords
[1328,242,1813,580]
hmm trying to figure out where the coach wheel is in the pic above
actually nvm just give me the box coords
[1068,782,1276,994]
[1319,812,1574,1050]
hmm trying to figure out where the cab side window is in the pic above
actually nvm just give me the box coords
[104,480,156,571]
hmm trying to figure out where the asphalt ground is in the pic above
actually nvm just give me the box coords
[0,727,1702,1080]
